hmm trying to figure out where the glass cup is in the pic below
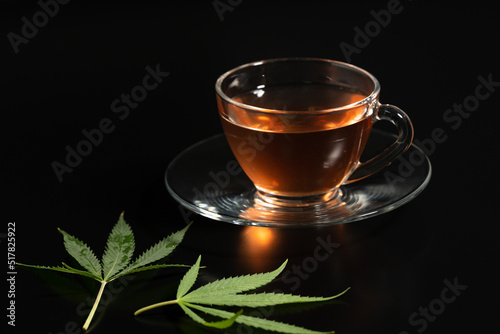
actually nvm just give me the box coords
[216,58,413,208]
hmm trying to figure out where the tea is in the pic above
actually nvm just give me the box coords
[219,84,373,196]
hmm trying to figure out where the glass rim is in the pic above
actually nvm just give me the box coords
[215,57,381,115]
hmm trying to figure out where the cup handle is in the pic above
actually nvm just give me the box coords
[345,103,414,183]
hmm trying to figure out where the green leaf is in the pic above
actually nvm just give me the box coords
[177,255,201,299]
[183,260,287,300]
[179,302,242,329]
[136,258,347,334]
[18,214,191,331]
[182,291,347,308]
[58,228,102,280]
[111,264,190,279]
[60,263,105,281]
[16,263,102,281]
[186,302,333,334]
[119,222,191,278]
[102,213,135,281]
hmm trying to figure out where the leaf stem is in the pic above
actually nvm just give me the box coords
[83,281,107,331]
[134,299,179,316]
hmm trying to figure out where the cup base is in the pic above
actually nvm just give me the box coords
[255,188,341,208]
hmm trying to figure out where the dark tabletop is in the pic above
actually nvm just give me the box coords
[3,1,500,333]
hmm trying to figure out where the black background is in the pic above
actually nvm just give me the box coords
[3,1,500,333]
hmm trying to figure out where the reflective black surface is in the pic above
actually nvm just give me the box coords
[4,1,499,333]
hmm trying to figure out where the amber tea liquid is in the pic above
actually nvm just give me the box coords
[219,84,373,197]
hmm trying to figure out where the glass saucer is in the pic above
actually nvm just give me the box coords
[165,129,431,228]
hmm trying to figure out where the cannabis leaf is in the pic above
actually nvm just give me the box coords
[17,212,191,331]
[135,255,350,334]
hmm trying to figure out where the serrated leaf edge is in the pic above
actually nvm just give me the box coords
[16,263,102,281]
[102,214,135,281]
[181,291,341,307]
[121,223,191,276]
[58,228,102,279]
[182,260,288,299]
[185,302,334,334]
[177,255,201,299]
[179,302,242,329]
[109,264,190,282]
